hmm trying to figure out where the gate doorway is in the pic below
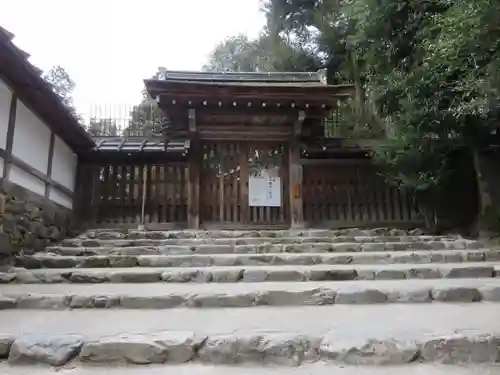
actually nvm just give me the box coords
[200,141,290,229]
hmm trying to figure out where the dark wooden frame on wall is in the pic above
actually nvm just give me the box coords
[0,102,90,187]
[0,91,73,198]
[0,148,73,199]
[1,92,17,184]
[44,132,56,198]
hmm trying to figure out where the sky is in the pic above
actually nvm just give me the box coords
[0,0,265,118]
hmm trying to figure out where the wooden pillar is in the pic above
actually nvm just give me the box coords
[187,108,200,229]
[73,161,98,226]
[289,111,305,229]
[187,141,201,229]
[239,143,249,224]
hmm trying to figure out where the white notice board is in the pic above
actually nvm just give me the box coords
[249,169,281,207]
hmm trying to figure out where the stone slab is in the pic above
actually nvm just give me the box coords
[79,331,205,364]
[1,364,499,375]
[2,302,500,351]
[4,282,500,310]
[3,276,500,294]
[8,334,83,366]
[83,228,435,240]
[45,239,483,256]
[4,262,497,284]
[2,330,500,366]
[17,249,499,270]
[4,277,500,309]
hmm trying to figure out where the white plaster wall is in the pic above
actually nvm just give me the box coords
[0,79,13,150]
[51,136,77,192]
[48,187,73,209]
[9,165,46,196]
[12,100,51,173]
[0,156,4,177]
[3,90,77,209]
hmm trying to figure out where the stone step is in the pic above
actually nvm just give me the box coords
[3,278,500,309]
[1,304,500,366]
[0,364,497,375]
[62,235,466,247]
[45,239,483,256]
[79,228,432,240]
[4,262,498,284]
[14,249,500,269]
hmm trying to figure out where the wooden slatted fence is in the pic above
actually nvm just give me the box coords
[75,157,422,229]
[76,162,187,227]
[302,160,420,227]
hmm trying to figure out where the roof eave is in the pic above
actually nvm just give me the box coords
[144,79,355,102]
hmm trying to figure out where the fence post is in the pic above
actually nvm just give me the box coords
[290,111,305,228]
[187,140,201,229]
[139,167,148,229]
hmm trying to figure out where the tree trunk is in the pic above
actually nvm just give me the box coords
[471,148,493,237]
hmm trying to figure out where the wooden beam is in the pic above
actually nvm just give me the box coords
[294,110,306,137]
[2,93,17,183]
[187,108,199,228]
[300,158,372,166]
[289,111,305,228]
[289,142,304,229]
[0,147,73,198]
[161,97,348,110]
[44,131,55,198]
[239,144,249,224]
[149,80,356,100]
[219,155,224,223]
[187,140,201,229]
[188,108,196,133]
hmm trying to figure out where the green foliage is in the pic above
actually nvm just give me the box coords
[42,65,82,123]
[371,135,450,192]
[126,99,164,137]
[42,65,76,107]
[203,33,320,73]
[261,0,355,82]
[125,70,164,136]
[86,118,118,137]
[347,0,499,211]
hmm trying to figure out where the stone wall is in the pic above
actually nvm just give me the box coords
[0,179,73,263]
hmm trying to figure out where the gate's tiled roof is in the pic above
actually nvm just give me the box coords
[144,69,355,101]
[155,69,328,83]
[93,137,189,153]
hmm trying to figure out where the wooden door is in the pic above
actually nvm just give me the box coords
[200,141,289,229]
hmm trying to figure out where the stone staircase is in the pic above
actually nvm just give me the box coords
[1,228,500,374]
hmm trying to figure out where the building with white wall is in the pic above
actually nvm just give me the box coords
[0,26,95,255]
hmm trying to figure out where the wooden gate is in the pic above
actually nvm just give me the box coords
[200,141,290,228]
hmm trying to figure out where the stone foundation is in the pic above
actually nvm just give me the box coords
[0,179,73,262]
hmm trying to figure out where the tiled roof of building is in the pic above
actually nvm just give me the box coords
[93,137,189,153]
[156,69,328,83]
